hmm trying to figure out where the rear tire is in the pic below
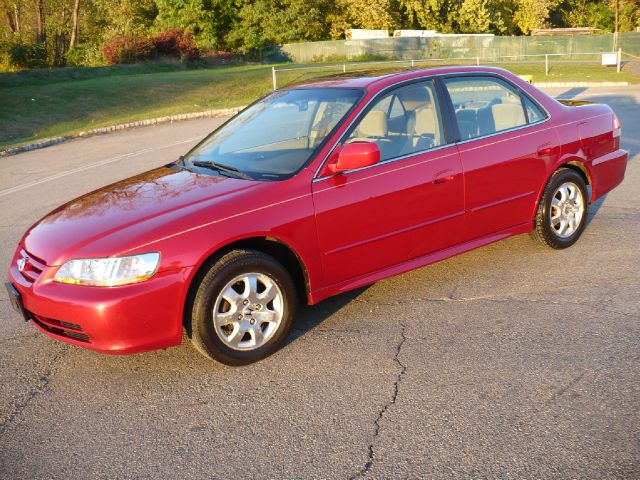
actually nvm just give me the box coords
[533,168,589,249]
[188,249,297,366]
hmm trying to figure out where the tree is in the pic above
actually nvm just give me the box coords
[34,0,45,42]
[617,0,640,31]
[328,0,399,38]
[398,0,454,32]
[513,0,556,33]
[228,0,329,50]
[154,0,237,49]
[69,0,79,48]
[456,0,507,33]
[1,0,18,35]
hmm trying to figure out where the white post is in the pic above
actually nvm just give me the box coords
[476,56,480,66]
[343,64,346,73]
[545,54,549,76]
[411,59,415,67]
[272,66,277,91]
[617,48,622,73]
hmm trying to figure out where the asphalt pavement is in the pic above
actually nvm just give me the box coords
[0,86,638,479]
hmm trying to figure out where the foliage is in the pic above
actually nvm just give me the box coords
[9,42,48,68]
[0,0,638,69]
[152,28,199,60]
[227,0,329,51]
[328,0,399,38]
[102,35,155,64]
[513,0,557,34]
[101,29,200,64]
[0,39,11,71]
[154,0,237,49]
[456,0,506,33]
[66,43,106,66]
[399,0,455,32]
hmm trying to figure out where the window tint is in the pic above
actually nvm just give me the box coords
[388,96,405,120]
[444,76,527,140]
[346,80,444,162]
[185,88,362,179]
[523,96,546,123]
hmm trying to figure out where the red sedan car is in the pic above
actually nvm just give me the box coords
[6,66,627,365]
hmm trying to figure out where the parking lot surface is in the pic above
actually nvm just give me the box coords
[0,86,638,478]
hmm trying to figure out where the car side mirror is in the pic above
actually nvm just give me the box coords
[329,142,381,174]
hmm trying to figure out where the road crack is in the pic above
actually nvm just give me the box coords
[547,370,588,404]
[350,325,407,479]
[0,346,68,436]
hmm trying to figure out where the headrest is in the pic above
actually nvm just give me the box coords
[398,85,432,110]
[357,110,388,137]
[455,109,476,121]
[414,107,437,136]
[501,94,522,104]
[491,103,525,131]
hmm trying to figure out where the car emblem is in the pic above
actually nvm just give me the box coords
[17,256,27,272]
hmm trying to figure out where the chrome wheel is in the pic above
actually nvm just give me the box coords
[212,272,284,351]
[550,181,585,238]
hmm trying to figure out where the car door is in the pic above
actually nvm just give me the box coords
[312,79,465,286]
[443,75,558,242]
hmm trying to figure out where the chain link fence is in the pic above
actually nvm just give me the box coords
[264,32,640,64]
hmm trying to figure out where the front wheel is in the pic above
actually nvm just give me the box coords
[533,168,589,249]
[188,249,297,365]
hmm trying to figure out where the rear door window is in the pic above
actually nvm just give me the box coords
[444,76,528,140]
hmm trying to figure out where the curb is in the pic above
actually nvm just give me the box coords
[534,81,629,87]
[0,106,246,158]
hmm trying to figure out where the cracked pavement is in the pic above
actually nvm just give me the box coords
[0,86,639,478]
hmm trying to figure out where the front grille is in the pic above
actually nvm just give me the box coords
[17,249,46,284]
[32,314,91,343]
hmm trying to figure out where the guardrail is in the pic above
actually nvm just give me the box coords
[271,49,627,90]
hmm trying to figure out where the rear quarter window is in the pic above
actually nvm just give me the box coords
[523,96,547,123]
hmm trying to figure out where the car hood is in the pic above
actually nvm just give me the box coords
[23,166,261,266]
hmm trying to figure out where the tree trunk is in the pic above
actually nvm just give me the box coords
[1,0,16,34]
[14,2,20,33]
[69,0,80,49]
[35,0,45,43]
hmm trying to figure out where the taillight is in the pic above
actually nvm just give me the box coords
[613,113,621,138]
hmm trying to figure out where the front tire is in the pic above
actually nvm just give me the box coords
[533,168,589,249]
[188,249,297,365]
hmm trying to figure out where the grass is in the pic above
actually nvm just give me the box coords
[1,60,637,149]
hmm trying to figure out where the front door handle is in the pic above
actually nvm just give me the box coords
[433,170,455,184]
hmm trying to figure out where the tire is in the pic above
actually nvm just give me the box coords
[532,168,589,249]
[188,249,297,366]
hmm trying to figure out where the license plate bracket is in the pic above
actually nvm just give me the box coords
[5,282,31,321]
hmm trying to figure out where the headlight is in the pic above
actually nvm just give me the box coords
[53,253,160,287]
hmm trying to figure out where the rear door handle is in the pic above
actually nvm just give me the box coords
[433,170,455,184]
[537,143,553,156]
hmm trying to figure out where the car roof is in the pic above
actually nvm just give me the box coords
[288,65,517,92]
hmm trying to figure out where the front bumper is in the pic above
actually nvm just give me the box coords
[7,253,191,354]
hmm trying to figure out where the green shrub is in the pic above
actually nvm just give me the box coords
[0,39,11,71]
[9,43,48,69]
[66,43,107,67]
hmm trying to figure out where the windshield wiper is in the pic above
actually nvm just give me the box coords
[191,160,252,180]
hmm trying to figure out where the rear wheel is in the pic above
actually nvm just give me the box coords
[533,168,588,249]
[188,249,297,365]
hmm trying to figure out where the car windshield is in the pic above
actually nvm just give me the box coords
[184,88,363,180]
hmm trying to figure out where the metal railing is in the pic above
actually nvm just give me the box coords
[271,49,626,90]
